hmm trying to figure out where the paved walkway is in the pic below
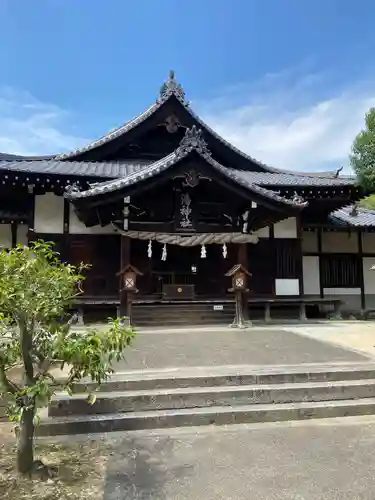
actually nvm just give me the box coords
[288,321,375,359]
[84,415,375,499]
[113,324,370,372]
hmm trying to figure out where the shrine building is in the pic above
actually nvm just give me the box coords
[0,71,375,325]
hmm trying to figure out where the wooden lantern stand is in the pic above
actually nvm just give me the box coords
[116,264,143,325]
[225,264,252,329]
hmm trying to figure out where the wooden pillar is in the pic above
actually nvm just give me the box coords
[27,190,35,245]
[317,228,324,299]
[238,243,249,321]
[119,235,131,317]
[358,230,366,313]
[296,216,304,297]
[11,222,17,248]
[62,197,70,262]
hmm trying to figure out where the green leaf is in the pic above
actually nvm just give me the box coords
[87,393,97,405]
[0,242,136,438]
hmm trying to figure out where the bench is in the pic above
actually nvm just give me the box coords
[72,297,119,325]
[362,309,375,320]
[247,297,342,323]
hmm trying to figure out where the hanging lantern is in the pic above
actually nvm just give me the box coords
[147,239,152,258]
[222,243,227,259]
[161,244,167,261]
[201,244,206,259]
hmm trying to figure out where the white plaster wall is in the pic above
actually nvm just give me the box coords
[254,226,269,238]
[274,218,297,239]
[362,233,375,253]
[301,231,318,253]
[321,232,358,253]
[275,278,299,296]
[0,224,11,248]
[302,256,320,295]
[323,287,361,295]
[34,193,64,234]
[69,208,117,234]
[17,224,28,246]
[322,287,361,313]
[363,257,375,294]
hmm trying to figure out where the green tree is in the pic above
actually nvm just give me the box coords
[351,107,375,192]
[0,241,135,477]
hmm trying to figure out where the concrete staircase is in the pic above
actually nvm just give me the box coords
[132,302,236,327]
[38,363,375,436]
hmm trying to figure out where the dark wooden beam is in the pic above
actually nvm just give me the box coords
[317,228,324,299]
[296,215,304,297]
[28,192,35,244]
[62,198,70,261]
[269,222,274,239]
[11,222,17,248]
[237,243,249,322]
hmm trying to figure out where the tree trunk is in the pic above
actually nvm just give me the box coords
[17,316,35,475]
[17,407,35,474]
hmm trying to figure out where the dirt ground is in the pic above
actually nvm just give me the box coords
[0,423,109,500]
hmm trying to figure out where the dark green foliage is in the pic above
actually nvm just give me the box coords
[0,241,135,475]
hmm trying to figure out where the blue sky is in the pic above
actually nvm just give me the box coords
[1,0,375,171]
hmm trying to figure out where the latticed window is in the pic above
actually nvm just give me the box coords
[275,240,301,278]
[320,254,361,288]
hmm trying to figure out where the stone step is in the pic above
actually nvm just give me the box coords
[38,397,375,436]
[132,318,233,327]
[49,378,375,417]
[70,364,375,394]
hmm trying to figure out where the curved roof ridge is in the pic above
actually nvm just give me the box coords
[54,101,160,160]
[65,127,307,210]
[15,72,353,178]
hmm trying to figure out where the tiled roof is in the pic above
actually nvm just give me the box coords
[0,159,357,188]
[0,159,149,178]
[0,208,28,221]
[329,206,375,227]
[65,129,307,209]
[230,170,357,187]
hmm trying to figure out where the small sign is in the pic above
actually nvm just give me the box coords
[213,305,224,311]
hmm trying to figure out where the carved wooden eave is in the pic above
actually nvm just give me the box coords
[64,127,309,214]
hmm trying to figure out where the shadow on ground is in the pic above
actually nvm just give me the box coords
[103,435,194,500]
[101,417,375,500]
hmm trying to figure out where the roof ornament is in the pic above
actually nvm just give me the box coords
[176,126,211,158]
[350,203,359,217]
[64,182,81,196]
[292,191,308,207]
[159,70,186,102]
[334,166,343,178]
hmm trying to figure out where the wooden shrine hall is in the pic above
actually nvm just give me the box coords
[0,71,373,326]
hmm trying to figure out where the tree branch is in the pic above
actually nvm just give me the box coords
[0,360,20,394]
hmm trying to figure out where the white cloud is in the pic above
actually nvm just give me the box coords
[197,71,375,172]
[2,70,375,171]
[0,87,88,156]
